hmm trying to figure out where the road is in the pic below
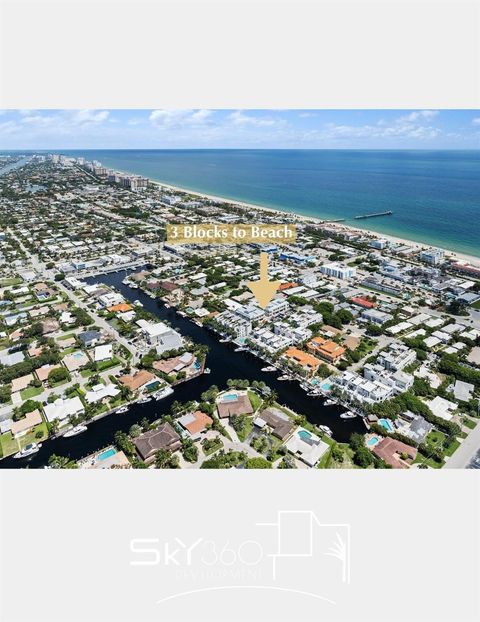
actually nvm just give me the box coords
[11,229,137,364]
[443,422,480,468]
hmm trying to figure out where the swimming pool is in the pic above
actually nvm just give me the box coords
[367,436,380,447]
[72,351,84,359]
[379,418,394,433]
[97,447,116,461]
[298,429,312,441]
[222,393,238,402]
[320,381,332,392]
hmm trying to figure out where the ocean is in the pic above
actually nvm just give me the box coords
[40,149,480,257]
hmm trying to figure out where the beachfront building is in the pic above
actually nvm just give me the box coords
[419,248,445,266]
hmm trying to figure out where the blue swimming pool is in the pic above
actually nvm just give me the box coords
[367,436,380,447]
[97,447,116,461]
[379,418,394,433]
[320,381,332,392]
[298,430,312,441]
[223,393,238,402]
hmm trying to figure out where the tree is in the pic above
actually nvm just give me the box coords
[155,449,179,468]
[129,424,142,438]
[48,366,70,385]
[48,454,78,469]
[353,446,374,468]
[246,457,272,469]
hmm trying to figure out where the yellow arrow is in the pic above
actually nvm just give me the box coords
[246,252,281,308]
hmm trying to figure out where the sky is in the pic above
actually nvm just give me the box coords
[0,109,479,150]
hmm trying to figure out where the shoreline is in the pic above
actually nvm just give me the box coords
[91,160,480,264]
[147,178,480,266]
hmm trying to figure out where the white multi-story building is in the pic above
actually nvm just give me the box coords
[419,248,445,266]
[264,298,289,317]
[361,308,393,325]
[333,370,394,404]
[274,321,312,344]
[215,310,252,338]
[377,343,416,371]
[363,363,414,394]
[320,263,356,280]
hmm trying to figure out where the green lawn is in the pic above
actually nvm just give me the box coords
[444,438,461,457]
[0,420,49,459]
[0,277,22,287]
[20,385,44,400]
[248,390,262,412]
[57,332,77,341]
[471,299,480,310]
[96,356,121,372]
[236,417,253,443]
[463,417,477,430]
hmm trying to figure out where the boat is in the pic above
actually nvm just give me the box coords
[324,398,337,406]
[133,299,143,307]
[277,375,290,381]
[203,367,211,374]
[261,366,276,372]
[164,303,170,308]
[340,411,357,419]
[319,425,333,436]
[234,347,246,352]
[122,278,130,285]
[154,386,174,401]
[138,396,152,404]
[178,311,187,317]
[130,283,139,289]
[116,405,129,414]
[219,338,230,343]
[307,391,321,397]
[63,424,88,437]
[14,442,41,459]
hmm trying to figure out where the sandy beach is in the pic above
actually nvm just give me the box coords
[149,178,480,267]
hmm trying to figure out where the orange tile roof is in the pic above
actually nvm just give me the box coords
[279,282,298,291]
[284,347,320,369]
[183,411,213,435]
[107,303,133,313]
[118,370,155,391]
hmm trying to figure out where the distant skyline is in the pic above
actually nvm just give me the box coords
[0,109,479,150]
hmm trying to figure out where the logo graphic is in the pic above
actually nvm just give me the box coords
[130,510,351,608]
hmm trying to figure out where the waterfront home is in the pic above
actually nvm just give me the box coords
[306,336,345,364]
[134,423,182,464]
[63,350,90,372]
[84,383,120,404]
[118,369,155,392]
[216,392,254,419]
[283,347,321,376]
[285,427,329,467]
[153,352,195,376]
[372,437,417,469]
[43,396,85,424]
[254,407,295,441]
[178,410,213,439]
[10,409,43,439]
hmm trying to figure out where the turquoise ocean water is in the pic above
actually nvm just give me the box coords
[49,150,480,257]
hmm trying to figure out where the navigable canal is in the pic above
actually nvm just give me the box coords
[0,270,365,468]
